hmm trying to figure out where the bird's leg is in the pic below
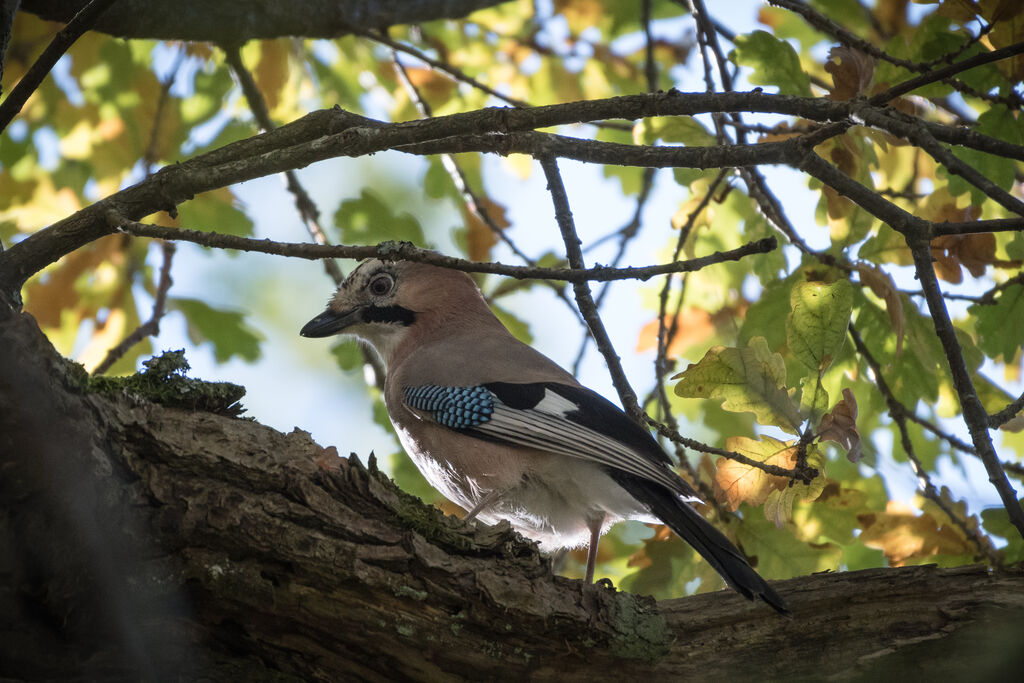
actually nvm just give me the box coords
[584,514,605,584]
[464,489,503,521]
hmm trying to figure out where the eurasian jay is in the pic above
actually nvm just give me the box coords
[301,258,787,613]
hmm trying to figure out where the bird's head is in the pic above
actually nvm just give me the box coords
[300,258,494,364]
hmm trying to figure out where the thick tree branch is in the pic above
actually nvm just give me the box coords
[20,0,509,42]
[4,304,1021,679]
[13,88,1024,296]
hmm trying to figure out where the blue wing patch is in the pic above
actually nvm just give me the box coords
[404,385,495,429]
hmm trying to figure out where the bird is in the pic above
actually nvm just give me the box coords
[300,258,788,614]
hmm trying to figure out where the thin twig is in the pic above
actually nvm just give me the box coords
[990,392,1024,430]
[644,415,812,481]
[91,52,183,375]
[354,27,529,108]
[0,0,119,133]
[539,155,643,422]
[905,236,1024,539]
[653,170,729,427]
[848,325,999,564]
[391,48,588,337]
[869,40,1024,105]
[769,0,1022,108]
[92,241,175,376]
[223,44,345,285]
[116,219,778,282]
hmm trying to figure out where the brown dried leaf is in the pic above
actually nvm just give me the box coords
[24,234,123,327]
[463,196,509,261]
[825,46,875,100]
[818,388,862,462]
[937,0,981,23]
[757,121,803,143]
[857,500,973,565]
[1000,415,1024,433]
[635,308,714,356]
[400,66,456,104]
[855,262,905,355]
[930,232,997,282]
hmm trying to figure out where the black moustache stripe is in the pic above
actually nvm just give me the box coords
[362,305,416,326]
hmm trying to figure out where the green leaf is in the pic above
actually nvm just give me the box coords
[330,340,364,371]
[177,188,254,237]
[799,374,829,419]
[946,106,1021,204]
[492,304,533,345]
[740,276,798,350]
[731,31,812,97]
[733,507,842,579]
[971,284,1024,362]
[633,116,717,147]
[170,297,263,362]
[786,279,854,374]
[859,223,913,265]
[673,337,802,433]
[981,503,1024,565]
[334,188,426,245]
[763,443,826,528]
[1006,231,1024,261]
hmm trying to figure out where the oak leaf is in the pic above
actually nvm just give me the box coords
[818,388,862,463]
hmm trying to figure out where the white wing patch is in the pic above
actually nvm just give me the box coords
[470,387,702,504]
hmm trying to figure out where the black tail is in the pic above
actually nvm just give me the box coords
[611,471,789,614]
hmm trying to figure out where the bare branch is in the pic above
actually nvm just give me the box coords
[849,325,999,564]
[906,235,1024,539]
[224,44,345,285]
[0,0,119,133]
[991,392,1024,430]
[92,241,176,376]
[540,155,643,422]
[116,219,778,282]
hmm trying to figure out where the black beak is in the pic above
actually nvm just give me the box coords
[300,308,361,338]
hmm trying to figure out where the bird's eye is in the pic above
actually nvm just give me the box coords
[368,273,394,297]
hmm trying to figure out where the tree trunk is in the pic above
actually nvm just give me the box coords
[2,304,1023,681]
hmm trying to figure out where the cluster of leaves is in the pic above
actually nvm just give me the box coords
[2,0,1023,600]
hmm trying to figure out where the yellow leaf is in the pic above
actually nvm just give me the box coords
[502,153,534,179]
[715,435,796,510]
[59,120,95,159]
[857,500,973,566]
[256,39,290,113]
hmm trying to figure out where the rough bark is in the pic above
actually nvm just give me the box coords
[2,303,1024,682]
[18,0,510,42]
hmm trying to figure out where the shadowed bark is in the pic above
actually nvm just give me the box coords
[18,0,510,42]
[2,303,1023,681]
